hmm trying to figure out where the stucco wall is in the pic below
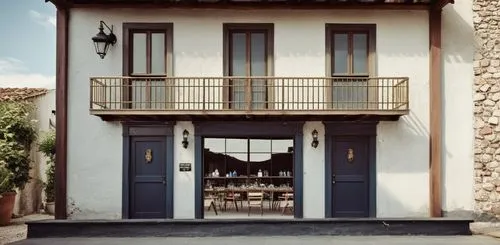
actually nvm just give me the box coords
[67,6,473,218]
[13,90,56,216]
[442,1,475,217]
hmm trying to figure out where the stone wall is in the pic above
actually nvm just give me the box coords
[473,0,500,221]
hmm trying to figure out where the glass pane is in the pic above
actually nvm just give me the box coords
[231,33,247,109]
[150,80,166,109]
[132,33,147,74]
[204,150,225,178]
[332,78,368,109]
[251,33,266,109]
[204,138,226,153]
[333,33,348,74]
[353,33,368,74]
[231,78,246,110]
[272,139,294,153]
[231,33,247,76]
[226,153,248,163]
[151,33,166,74]
[226,138,247,153]
[249,153,271,162]
[250,139,271,152]
[251,78,266,109]
[251,33,266,76]
[131,80,147,109]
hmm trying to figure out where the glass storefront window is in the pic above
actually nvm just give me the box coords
[203,138,294,218]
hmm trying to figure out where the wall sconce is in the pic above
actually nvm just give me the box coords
[91,21,117,59]
[182,130,189,149]
[311,129,319,148]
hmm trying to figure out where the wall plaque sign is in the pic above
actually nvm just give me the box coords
[179,163,192,172]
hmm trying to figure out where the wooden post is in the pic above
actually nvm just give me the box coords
[55,7,69,220]
[429,8,442,218]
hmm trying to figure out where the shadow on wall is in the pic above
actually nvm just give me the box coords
[441,7,475,220]
[378,111,451,174]
[377,182,429,217]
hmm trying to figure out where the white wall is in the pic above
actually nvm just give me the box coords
[14,90,56,216]
[302,122,325,218]
[68,13,124,218]
[173,122,195,218]
[68,7,473,218]
[442,0,474,216]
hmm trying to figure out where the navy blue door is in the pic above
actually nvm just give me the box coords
[332,136,369,217]
[130,136,167,219]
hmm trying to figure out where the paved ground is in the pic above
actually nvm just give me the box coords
[5,236,500,245]
[472,222,500,238]
[0,214,53,245]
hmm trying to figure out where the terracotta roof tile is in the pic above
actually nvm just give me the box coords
[0,87,48,102]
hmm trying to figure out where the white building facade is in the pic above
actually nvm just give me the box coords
[49,0,474,220]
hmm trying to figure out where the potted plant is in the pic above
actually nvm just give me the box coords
[0,165,15,226]
[38,130,55,214]
[0,102,37,225]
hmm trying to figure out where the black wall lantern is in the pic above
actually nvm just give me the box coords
[91,21,117,59]
[311,129,319,148]
[182,130,189,149]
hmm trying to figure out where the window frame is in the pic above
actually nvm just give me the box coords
[325,24,377,109]
[122,23,174,109]
[223,23,274,110]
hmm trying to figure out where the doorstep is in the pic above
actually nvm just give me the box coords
[26,218,473,238]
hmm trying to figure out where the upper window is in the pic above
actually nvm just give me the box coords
[326,24,376,109]
[123,23,173,109]
[326,24,375,77]
[224,24,274,110]
[124,23,173,76]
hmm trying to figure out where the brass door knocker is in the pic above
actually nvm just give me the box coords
[145,149,153,163]
[347,148,354,163]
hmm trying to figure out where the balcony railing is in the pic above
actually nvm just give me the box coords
[90,76,409,118]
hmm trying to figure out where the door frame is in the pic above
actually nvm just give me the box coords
[323,121,377,218]
[122,122,175,219]
[193,121,304,219]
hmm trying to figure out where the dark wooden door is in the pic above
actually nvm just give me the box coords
[332,136,369,217]
[130,136,167,219]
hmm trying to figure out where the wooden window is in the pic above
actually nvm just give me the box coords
[326,24,376,109]
[123,23,173,109]
[223,24,274,110]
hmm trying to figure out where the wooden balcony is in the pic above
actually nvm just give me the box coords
[89,76,409,121]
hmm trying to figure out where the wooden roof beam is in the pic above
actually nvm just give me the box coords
[431,0,454,11]
[45,0,71,9]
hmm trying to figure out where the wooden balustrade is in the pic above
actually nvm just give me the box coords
[89,76,409,119]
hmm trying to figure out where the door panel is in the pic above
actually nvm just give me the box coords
[332,136,369,217]
[130,136,166,219]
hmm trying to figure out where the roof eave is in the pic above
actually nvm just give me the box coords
[432,0,454,10]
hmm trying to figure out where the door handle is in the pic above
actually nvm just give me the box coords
[332,174,336,184]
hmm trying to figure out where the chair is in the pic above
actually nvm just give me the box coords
[224,192,240,212]
[247,191,264,216]
[204,192,218,215]
[279,193,294,215]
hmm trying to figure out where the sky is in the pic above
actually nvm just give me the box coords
[0,0,56,89]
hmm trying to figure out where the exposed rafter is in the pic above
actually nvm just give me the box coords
[44,0,437,9]
[431,0,454,10]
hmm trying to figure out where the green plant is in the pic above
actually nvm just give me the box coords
[0,101,37,192]
[38,130,55,202]
[0,165,14,197]
[44,162,55,202]
[39,130,56,157]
